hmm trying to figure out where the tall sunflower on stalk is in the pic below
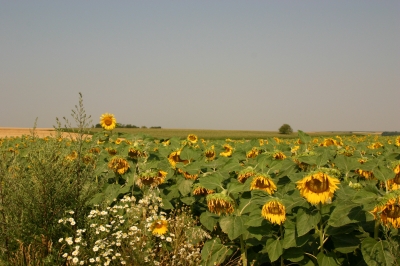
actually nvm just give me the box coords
[206,192,235,215]
[100,113,117,131]
[108,156,130,175]
[250,173,277,195]
[370,195,400,228]
[296,171,340,205]
[261,199,286,225]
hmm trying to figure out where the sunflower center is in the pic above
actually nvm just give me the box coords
[394,174,400,185]
[104,117,113,126]
[384,205,400,219]
[267,204,282,214]
[255,179,270,189]
[306,178,329,193]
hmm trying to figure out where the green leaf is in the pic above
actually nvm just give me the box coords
[315,149,330,167]
[317,252,340,266]
[328,202,365,227]
[361,237,395,266]
[298,130,311,144]
[331,233,362,253]
[161,198,174,210]
[180,196,195,205]
[178,179,194,196]
[282,220,310,249]
[198,173,225,190]
[219,215,246,240]
[265,238,283,262]
[296,208,321,236]
[283,247,304,263]
[200,211,219,231]
[226,180,244,196]
[201,238,234,266]
[180,146,201,161]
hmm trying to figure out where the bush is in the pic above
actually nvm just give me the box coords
[278,124,293,134]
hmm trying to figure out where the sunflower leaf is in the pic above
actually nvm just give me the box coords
[361,237,395,266]
[296,208,321,236]
[199,211,219,231]
[201,238,234,266]
[198,173,225,190]
[264,238,283,262]
[317,252,340,266]
[219,215,247,240]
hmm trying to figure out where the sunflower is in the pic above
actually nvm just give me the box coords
[319,138,341,147]
[220,144,233,157]
[273,152,286,160]
[108,157,129,175]
[204,145,216,161]
[250,174,277,195]
[128,147,144,159]
[246,148,260,159]
[115,138,123,145]
[138,170,167,187]
[355,169,375,180]
[291,146,300,154]
[187,134,198,144]
[395,136,400,147]
[261,200,286,225]
[106,148,117,156]
[178,168,198,180]
[89,147,101,154]
[150,219,168,235]
[296,172,340,205]
[193,184,214,196]
[206,193,235,215]
[82,154,95,165]
[66,151,78,161]
[100,113,117,131]
[237,167,255,183]
[168,150,189,168]
[273,137,282,144]
[367,142,383,149]
[370,196,400,228]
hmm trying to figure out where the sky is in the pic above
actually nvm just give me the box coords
[1,1,399,132]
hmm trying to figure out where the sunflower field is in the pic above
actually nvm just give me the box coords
[1,106,400,265]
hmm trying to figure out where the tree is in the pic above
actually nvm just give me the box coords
[279,124,293,134]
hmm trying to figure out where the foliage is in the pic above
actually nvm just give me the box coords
[278,123,293,134]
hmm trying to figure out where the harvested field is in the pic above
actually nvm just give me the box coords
[0,128,83,138]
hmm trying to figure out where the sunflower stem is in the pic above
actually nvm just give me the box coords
[374,218,380,240]
[240,235,248,266]
[318,203,325,254]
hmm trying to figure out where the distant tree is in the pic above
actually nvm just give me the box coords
[279,124,293,134]
[95,123,102,128]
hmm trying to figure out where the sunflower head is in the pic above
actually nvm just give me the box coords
[250,174,277,195]
[355,169,375,180]
[237,167,255,183]
[273,151,286,160]
[193,184,214,196]
[150,219,168,235]
[246,148,260,159]
[187,134,198,144]
[138,170,167,188]
[168,150,189,168]
[65,151,78,161]
[100,113,117,131]
[106,147,117,156]
[261,200,286,225]
[204,145,216,161]
[367,142,383,149]
[128,147,146,159]
[395,136,400,147]
[319,138,341,147]
[296,171,340,205]
[206,193,235,215]
[115,138,123,145]
[177,168,199,180]
[371,196,400,228]
[108,156,130,175]
[220,144,233,157]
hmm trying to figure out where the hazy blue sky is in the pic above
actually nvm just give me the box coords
[1,1,399,132]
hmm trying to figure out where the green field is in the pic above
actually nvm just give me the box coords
[78,127,376,140]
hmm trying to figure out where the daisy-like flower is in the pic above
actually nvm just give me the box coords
[261,200,286,225]
[100,113,117,131]
[192,184,214,196]
[370,196,400,228]
[250,174,277,195]
[220,144,233,157]
[206,193,235,215]
[237,167,255,183]
[204,145,216,161]
[150,220,168,235]
[138,170,167,188]
[187,134,198,144]
[296,171,340,205]
[108,157,130,175]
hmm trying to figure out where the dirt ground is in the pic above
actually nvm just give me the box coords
[0,128,80,138]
